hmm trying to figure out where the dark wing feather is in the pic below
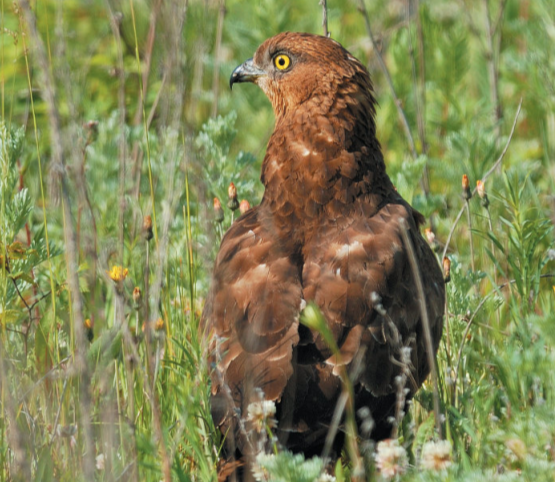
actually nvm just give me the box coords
[301,200,444,397]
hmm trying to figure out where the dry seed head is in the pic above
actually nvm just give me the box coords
[132,287,142,304]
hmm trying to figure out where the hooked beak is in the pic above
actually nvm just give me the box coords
[229,58,266,89]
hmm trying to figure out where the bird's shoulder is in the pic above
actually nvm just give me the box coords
[300,198,443,362]
[202,205,302,355]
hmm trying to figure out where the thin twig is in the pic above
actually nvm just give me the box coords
[211,0,226,118]
[441,99,522,261]
[357,0,418,161]
[491,0,509,36]
[483,0,502,142]
[49,377,69,446]
[320,0,329,37]
[407,0,430,195]
[130,0,163,195]
[465,198,475,272]
[399,218,442,438]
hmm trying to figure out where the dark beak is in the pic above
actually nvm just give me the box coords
[229,58,266,89]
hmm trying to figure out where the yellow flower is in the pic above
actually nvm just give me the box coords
[155,317,165,331]
[107,265,129,282]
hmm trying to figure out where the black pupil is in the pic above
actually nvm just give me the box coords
[279,57,285,66]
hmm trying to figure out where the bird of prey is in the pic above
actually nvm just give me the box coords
[201,32,444,477]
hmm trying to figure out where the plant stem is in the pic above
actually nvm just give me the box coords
[441,100,522,261]
[399,218,442,438]
[465,198,475,272]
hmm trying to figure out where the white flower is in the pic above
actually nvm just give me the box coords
[247,400,277,433]
[375,439,408,479]
[252,454,275,481]
[421,440,452,471]
[315,473,336,481]
[96,453,105,470]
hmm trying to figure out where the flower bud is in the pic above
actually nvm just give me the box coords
[142,215,154,241]
[239,199,251,214]
[83,120,99,144]
[425,228,439,252]
[132,287,142,309]
[227,182,239,211]
[476,180,489,208]
[462,174,472,200]
[443,257,451,283]
[84,318,94,342]
[213,197,224,223]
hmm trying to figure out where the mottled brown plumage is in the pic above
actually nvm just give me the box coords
[201,32,444,476]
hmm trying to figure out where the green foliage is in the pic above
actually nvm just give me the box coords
[254,452,326,482]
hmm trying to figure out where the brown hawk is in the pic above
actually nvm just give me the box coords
[201,32,444,477]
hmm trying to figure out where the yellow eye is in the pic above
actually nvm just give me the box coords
[274,54,291,71]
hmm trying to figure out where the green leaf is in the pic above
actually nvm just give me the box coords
[35,448,54,482]
[35,310,54,376]
[0,309,20,324]
[413,411,436,453]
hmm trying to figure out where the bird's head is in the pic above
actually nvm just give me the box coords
[230,32,373,119]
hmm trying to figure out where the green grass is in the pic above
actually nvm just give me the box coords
[1,0,555,480]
